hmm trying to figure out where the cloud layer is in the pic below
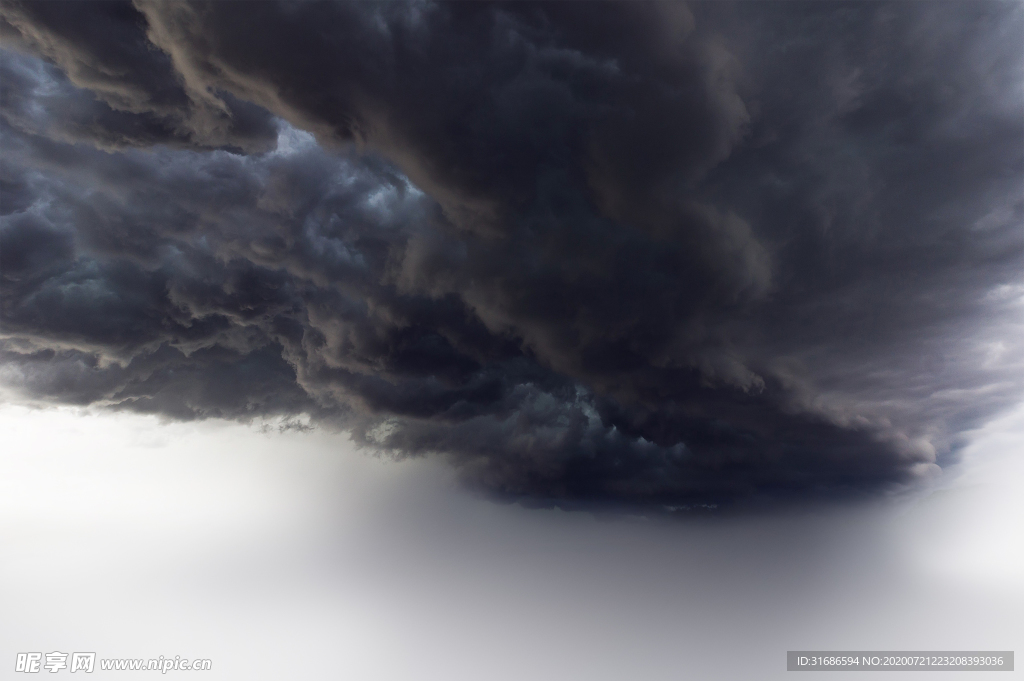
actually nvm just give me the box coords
[2,1,1022,508]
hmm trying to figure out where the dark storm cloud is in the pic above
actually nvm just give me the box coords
[0,1,277,151]
[1,1,1021,509]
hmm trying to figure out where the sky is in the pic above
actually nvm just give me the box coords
[1,404,1022,680]
[1,1,1022,678]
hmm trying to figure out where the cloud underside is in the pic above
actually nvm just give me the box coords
[2,1,1022,508]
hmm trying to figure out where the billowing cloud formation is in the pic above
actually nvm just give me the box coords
[2,1,1022,508]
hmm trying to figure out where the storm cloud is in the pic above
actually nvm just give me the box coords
[1,1,1021,509]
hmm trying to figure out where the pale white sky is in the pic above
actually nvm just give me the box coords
[1,403,1021,680]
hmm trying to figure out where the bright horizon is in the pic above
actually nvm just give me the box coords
[2,401,1022,679]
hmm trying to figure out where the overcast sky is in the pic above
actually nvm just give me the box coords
[1,1,1022,677]
[2,404,1022,680]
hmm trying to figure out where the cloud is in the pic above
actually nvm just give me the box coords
[2,1,1021,509]
[0,1,277,151]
